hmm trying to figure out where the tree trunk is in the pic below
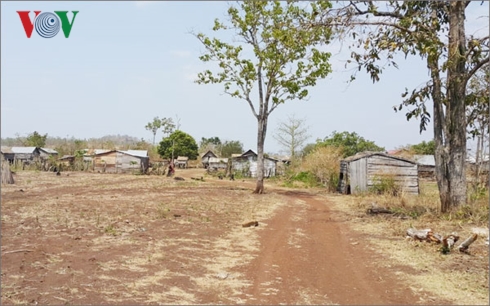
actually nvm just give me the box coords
[1,158,15,184]
[446,1,467,210]
[254,115,268,194]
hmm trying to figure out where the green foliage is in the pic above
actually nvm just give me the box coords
[157,130,199,160]
[220,140,243,158]
[200,137,222,148]
[25,131,48,147]
[368,175,400,196]
[316,131,384,158]
[411,140,435,155]
[145,117,175,145]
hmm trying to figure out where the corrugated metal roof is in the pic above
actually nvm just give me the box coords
[231,154,242,158]
[94,149,111,155]
[342,151,415,164]
[123,150,148,158]
[1,146,13,154]
[413,155,435,166]
[11,147,37,154]
[201,151,217,158]
[40,148,58,154]
[176,156,189,161]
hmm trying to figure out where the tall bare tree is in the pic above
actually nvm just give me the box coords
[315,1,489,212]
[273,115,310,161]
[194,0,333,193]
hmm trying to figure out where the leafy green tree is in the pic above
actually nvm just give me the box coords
[199,137,222,154]
[317,131,384,158]
[273,115,310,161]
[411,140,435,155]
[195,0,332,193]
[316,1,489,212]
[157,130,198,160]
[145,117,162,145]
[25,131,48,147]
[145,117,175,145]
[220,140,243,158]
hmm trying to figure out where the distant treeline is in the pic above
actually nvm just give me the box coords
[1,134,155,157]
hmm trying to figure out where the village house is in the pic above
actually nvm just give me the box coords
[92,150,149,174]
[338,151,419,195]
[412,155,436,178]
[0,146,40,163]
[231,149,278,178]
[39,148,59,160]
[207,157,229,172]
[174,156,189,169]
[201,150,217,168]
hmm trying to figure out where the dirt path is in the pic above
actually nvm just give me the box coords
[235,190,448,305]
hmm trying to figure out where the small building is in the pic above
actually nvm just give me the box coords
[412,155,435,178]
[207,157,229,171]
[93,150,149,174]
[231,149,277,178]
[338,151,419,195]
[58,155,76,167]
[39,148,59,160]
[174,156,189,169]
[1,147,15,163]
[201,151,218,168]
[3,147,41,163]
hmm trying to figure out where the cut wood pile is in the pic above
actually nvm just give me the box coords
[406,228,481,254]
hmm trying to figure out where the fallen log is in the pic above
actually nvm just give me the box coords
[457,233,478,253]
[242,221,259,228]
[441,233,460,254]
[367,207,393,215]
[406,228,433,241]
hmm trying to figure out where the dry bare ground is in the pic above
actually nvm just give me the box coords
[1,170,488,305]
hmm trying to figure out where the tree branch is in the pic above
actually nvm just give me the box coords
[465,57,490,86]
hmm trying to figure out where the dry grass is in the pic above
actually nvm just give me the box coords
[326,180,489,305]
[1,171,288,305]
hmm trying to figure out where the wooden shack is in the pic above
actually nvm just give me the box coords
[93,150,149,174]
[231,149,277,178]
[201,151,217,168]
[412,155,435,178]
[207,157,229,171]
[338,151,419,195]
[39,148,59,160]
[7,147,40,163]
[174,156,189,169]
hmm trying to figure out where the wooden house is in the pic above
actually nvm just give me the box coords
[201,151,217,168]
[338,151,419,195]
[1,147,15,163]
[207,157,229,171]
[39,148,59,160]
[4,147,41,163]
[174,156,189,169]
[231,149,277,178]
[93,150,149,174]
[412,155,436,178]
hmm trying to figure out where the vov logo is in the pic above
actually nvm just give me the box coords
[17,11,79,38]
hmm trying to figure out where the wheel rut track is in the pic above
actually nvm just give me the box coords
[238,190,449,305]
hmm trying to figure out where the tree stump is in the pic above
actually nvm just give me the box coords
[1,158,14,184]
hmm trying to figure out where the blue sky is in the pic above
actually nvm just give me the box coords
[1,1,488,154]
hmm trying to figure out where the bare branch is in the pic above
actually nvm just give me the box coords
[465,57,490,86]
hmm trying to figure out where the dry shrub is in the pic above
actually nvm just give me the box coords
[301,146,343,192]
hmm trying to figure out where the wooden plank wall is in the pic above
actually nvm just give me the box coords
[366,155,419,194]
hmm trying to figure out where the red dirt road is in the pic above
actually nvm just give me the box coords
[235,189,448,305]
